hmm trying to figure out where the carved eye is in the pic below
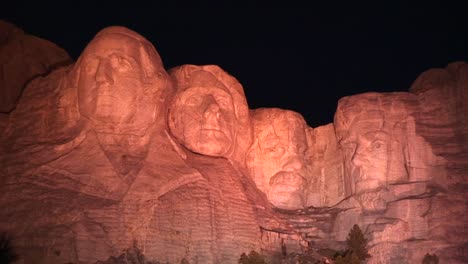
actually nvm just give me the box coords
[342,142,356,153]
[84,58,99,74]
[372,140,386,151]
[269,146,285,158]
[261,134,279,149]
[214,95,232,109]
[184,96,202,106]
[296,143,307,153]
[110,55,133,72]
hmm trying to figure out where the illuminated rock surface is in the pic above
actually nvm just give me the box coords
[333,62,468,263]
[0,23,466,264]
[0,20,72,114]
[0,25,296,264]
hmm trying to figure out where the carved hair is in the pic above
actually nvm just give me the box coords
[250,108,309,150]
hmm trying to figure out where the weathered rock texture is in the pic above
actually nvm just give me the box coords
[0,23,466,264]
[305,124,346,208]
[0,20,72,113]
[331,62,468,263]
[0,25,295,264]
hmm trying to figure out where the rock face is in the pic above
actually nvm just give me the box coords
[0,20,72,113]
[332,62,468,263]
[0,25,295,264]
[0,23,466,264]
[305,123,346,208]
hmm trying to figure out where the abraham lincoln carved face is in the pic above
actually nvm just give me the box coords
[335,93,409,196]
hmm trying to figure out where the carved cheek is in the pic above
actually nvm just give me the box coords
[78,77,98,116]
[218,110,236,134]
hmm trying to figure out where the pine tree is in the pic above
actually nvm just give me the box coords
[346,224,371,261]
[334,255,345,264]
[335,251,361,264]
[349,252,361,264]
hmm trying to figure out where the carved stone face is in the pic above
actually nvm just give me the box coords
[169,85,237,156]
[76,31,163,134]
[339,118,406,194]
[247,109,307,209]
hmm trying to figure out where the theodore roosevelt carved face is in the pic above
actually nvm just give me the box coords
[247,108,308,209]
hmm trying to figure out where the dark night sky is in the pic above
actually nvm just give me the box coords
[2,3,468,127]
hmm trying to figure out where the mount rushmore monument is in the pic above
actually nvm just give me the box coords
[0,22,467,263]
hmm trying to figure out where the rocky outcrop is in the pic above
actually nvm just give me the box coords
[0,20,72,113]
[0,23,466,264]
[331,62,468,263]
[0,25,296,264]
[305,123,346,208]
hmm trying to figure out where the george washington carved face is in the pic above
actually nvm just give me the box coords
[75,27,169,135]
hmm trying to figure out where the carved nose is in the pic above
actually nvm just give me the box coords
[351,147,366,167]
[282,156,303,172]
[203,96,220,120]
[95,59,114,85]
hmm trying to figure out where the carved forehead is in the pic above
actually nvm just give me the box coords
[70,26,166,88]
[77,26,163,67]
[252,108,306,132]
[172,68,231,94]
[252,108,307,146]
[170,64,250,123]
[81,34,142,57]
[176,86,233,101]
[335,92,415,132]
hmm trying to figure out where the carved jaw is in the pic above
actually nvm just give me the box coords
[268,171,305,209]
[352,166,386,194]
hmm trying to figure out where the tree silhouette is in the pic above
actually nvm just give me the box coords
[346,224,371,261]
[335,251,360,264]
[0,232,18,264]
[238,250,267,264]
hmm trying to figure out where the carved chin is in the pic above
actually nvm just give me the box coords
[183,133,231,157]
[268,191,302,209]
[190,141,230,156]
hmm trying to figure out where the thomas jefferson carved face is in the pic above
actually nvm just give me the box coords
[76,27,167,134]
[247,109,308,209]
[169,78,237,157]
